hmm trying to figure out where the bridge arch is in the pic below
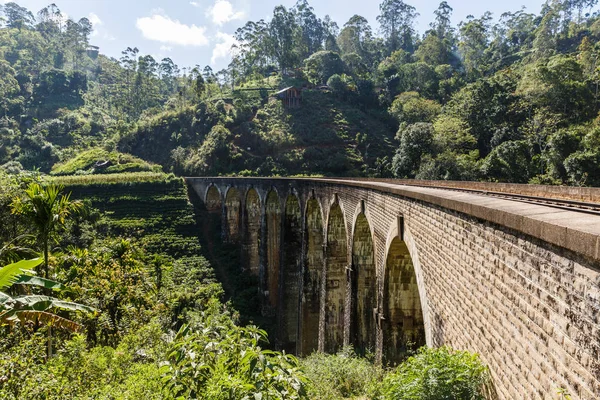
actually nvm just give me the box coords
[265,189,282,309]
[243,188,261,275]
[224,187,242,243]
[382,223,427,364]
[301,197,324,355]
[351,210,376,355]
[204,185,222,213]
[325,199,348,353]
[189,177,600,399]
[282,193,302,353]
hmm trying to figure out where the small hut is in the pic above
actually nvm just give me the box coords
[274,86,302,108]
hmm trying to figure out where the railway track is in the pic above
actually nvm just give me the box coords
[334,178,600,216]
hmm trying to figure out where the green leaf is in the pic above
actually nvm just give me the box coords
[0,258,42,290]
[50,300,96,314]
[0,291,13,307]
[16,275,66,291]
[14,295,54,311]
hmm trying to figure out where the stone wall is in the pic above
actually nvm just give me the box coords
[188,178,600,399]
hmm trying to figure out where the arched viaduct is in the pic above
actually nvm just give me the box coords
[186,177,600,400]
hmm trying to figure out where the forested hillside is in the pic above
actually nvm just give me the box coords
[2,0,600,184]
[2,1,595,398]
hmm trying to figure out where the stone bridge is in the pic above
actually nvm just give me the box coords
[186,177,600,400]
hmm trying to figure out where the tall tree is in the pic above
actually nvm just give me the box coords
[337,15,379,67]
[377,0,418,53]
[294,0,325,58]
[268,6,299,73]
[1,2,35,30]
[234,20,271,74]
[458,13,492,80]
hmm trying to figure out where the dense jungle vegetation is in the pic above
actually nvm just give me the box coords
[1,0,600,183]
[0,0,592,398]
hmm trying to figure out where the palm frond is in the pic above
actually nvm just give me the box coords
[0,258,43,290]
[14,295,96,314]
[51,300,96,313]
[13,295,53,311]
[0,310,83,332]
[16,275,66,291]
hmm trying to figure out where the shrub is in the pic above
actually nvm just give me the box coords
[300,348,384,400]
[161,301,306,400]
[382,346,490,400]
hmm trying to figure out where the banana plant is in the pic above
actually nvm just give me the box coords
[0,258,95,332]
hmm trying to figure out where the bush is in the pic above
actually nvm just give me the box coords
[300,348,384,400]
[161,301,306,400]
[382,346,490,400]
[304,51,346,85]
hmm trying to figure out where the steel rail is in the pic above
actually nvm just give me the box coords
[330,178,600,216]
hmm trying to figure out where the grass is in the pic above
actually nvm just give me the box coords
[51,148,161,176]
[48,172,176,186]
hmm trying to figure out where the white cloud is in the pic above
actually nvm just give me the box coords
[211,32,238,65]
[103,33,116,41]
[136,13,209,46]
[88,12,102,37]
[206,0,244,26]
[88,12,102,27]
[160,45,173,52]
[190,1,200,7]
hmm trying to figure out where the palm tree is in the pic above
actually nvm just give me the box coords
[0,258,96,355]
[11,183,82,278]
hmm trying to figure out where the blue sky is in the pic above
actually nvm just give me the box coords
[4,0,555,71]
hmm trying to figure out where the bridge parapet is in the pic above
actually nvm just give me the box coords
[186,177,600,399]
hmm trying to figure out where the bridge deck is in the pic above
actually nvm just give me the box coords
[188,177,600,262]
[328,178,600,262]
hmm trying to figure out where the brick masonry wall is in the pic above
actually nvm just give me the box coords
[188,178,600,399]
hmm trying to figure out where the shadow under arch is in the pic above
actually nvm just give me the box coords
[205,185,222,213]
[351,212,376,355]
[382,228,428,364]
[325,201,347,353]
[224,187,241,243]
[301,197,324,355]
[281,194,302,353]
[243,188,261,275]
[265,189,281,309]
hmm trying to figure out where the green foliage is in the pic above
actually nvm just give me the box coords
[382,346,490,400]
[0,258,95,333]
[304,51,346,84]
[0,258,42,290]
[11,183,82,277]
[50,172,174,186]
[0,325,168,400]
[2,0,600,184]
[51,148,161,176]
[392,122,434,178]
[162,304,306,400]
[184,124,236,175]
[480,140,534,183]
[390,92,441,124]
[301,348,384,399]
